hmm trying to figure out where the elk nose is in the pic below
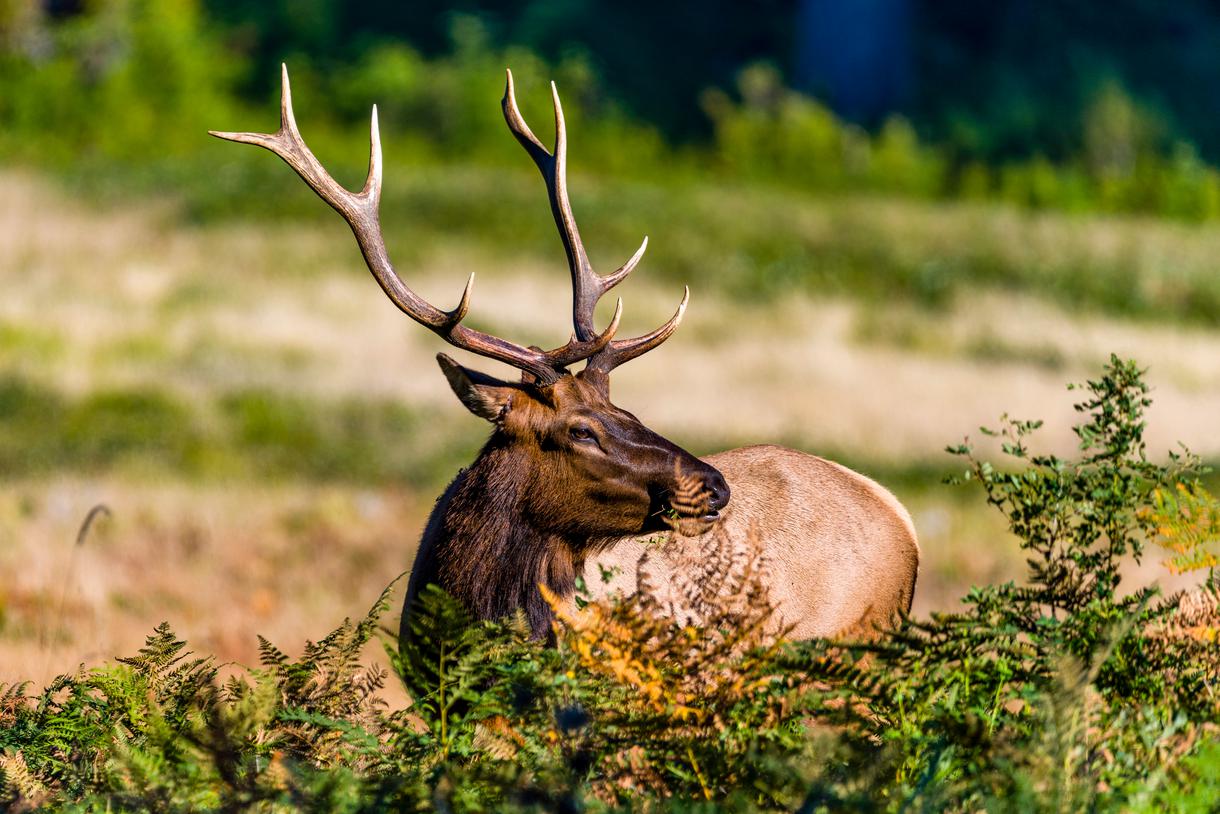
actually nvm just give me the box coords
[705,471,731,511]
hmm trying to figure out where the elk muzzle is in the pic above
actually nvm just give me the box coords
[662,458,731,537]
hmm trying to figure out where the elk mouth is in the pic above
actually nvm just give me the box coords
[665,508,720,538]
[645,492,721,537]
[655,464,730,537]
[661,493,723,537]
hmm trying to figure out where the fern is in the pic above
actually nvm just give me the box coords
[1146,481,1220,574]
[392,584,526,760]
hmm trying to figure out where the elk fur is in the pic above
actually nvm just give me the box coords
[589,446,920,639]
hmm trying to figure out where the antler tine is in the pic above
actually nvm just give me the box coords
[502,69,551,168]
[211,65,384,241]
[548,298,623,368]
[603,236,649,291]
[585,287,689,375]
[504,70,646,347]
[212,65,622,384]
[503,72,690,378]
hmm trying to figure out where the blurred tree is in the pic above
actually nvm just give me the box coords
[12,0,1220,183]
[200,0,1220,167]
[0,0,238,162]
[204,0,794,139]
[915,0,1220,163]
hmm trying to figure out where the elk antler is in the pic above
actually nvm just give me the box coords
[209,65,622,385]
[502,70,688,376]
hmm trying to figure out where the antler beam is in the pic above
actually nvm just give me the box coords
[210,65,620,385]
[211,65,684,385]
[501,70,688,376]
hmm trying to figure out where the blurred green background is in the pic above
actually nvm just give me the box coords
[13,1,1220,225]
[7,1,1220,321]
[3,0,1220,682]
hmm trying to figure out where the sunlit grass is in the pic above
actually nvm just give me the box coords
[0,375,475,490]
[54,148,1220,326]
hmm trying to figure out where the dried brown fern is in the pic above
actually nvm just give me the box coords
[664,461,716,538]
[545,523,789,721]
[1167,583,1220,642]
[544,524,805,799]
[0,750,47,811]
[0,681,31,729]
[1143,584,1220,718]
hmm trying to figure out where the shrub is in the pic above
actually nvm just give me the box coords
[0,0,237,164]
[704,63,945,198]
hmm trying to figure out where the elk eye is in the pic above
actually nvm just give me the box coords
[569,424,596,443]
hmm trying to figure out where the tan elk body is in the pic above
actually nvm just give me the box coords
[212,67,919,644]
[589,446,919,639]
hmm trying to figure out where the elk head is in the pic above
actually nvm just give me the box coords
[210,66,729,540]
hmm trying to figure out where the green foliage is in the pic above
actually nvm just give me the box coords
[392,584,538,761]
[1143,736,1220,812]
[196,0,1220,177]
[0,0,237,164]
[12,10,1220,333]
[3,357,1218,810]
[840,356,1220,808]
[706,66,1220,224]
[705,63,945,198]
[12,4,1220,239]
[0,375,474,487]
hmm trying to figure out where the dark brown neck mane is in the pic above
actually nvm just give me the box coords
[408,439,589,639]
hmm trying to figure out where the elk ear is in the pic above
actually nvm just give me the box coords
[437,353,518,423]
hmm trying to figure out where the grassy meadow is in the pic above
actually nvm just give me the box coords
[5,6,1220,807]
[2,149,1220,695]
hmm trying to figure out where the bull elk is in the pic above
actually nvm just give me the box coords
[211,66,919,643]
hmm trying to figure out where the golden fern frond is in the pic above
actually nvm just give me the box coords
[1145,482,1220,574]
[0,751,47,808]
[1161,584,1220,643]
[665,461,714,537]
[544,522,790,734]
